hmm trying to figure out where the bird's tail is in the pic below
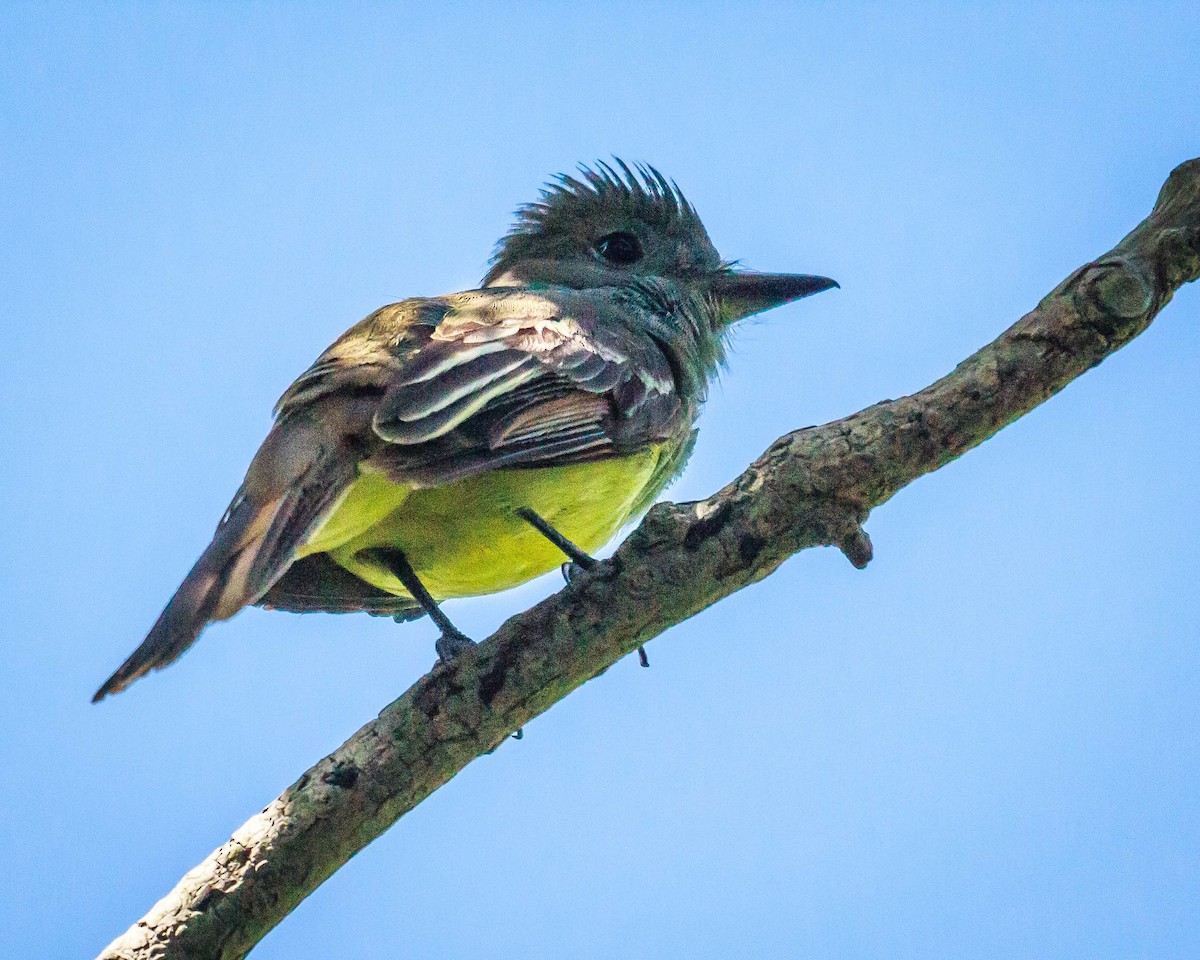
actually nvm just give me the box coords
[93,423,355,702]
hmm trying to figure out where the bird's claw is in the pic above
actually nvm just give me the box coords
[560,556,597,584]
[435,628,476,662]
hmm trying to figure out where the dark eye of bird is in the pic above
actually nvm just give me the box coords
[595,231,643,265]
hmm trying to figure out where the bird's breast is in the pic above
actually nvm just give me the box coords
[309,447,668,600]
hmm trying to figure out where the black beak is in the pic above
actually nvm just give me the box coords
[707,272,839,323]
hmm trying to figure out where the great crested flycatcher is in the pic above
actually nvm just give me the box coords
[94,161,837,701]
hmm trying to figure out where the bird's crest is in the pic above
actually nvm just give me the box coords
[487,159,709,275]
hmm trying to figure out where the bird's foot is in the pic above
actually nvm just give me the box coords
[435,626,477,662]
[517,508,598,579]
[559,557,597,584]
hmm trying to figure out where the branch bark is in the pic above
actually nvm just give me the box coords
[98,160,1200,960]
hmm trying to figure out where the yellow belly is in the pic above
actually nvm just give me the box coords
[298,448,665,601]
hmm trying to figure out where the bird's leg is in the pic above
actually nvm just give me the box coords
[514,507,649,668]
[514,507,596,578]
[367,548,475,661]
[369,549,524,740]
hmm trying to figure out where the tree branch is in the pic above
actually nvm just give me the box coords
[98,160,1200,960]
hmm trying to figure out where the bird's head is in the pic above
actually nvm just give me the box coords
[483,160,837,324]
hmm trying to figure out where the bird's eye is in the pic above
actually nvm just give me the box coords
[595,231,643,265]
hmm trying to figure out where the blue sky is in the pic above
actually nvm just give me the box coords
[2,3,1198,957]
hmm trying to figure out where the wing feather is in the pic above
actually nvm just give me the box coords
[272,286,687,491]
[366,289,682,466]
[374,364,541,444]
[380,349,531,419]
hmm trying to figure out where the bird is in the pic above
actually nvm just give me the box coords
[93,160,837,701]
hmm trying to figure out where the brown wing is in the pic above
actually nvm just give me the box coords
[273,287,686,486]
[272,298,449,416]
[361,287,685,486]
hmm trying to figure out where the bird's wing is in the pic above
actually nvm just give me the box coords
[276,287,687,487]
[373,287,685,485]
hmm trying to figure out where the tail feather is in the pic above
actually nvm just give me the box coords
[92,495,269,702]
[258,552,424,617]
[93,426,358,702]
